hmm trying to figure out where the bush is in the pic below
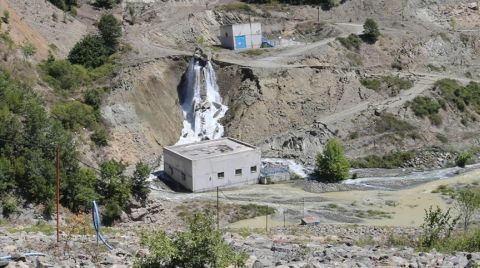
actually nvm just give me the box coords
[408,96,442,118]
[137,213,247,268]
[2,195,17,218]
[94,0,119,8]
[350,151,415,169]
[363,18,380,43]
[132,162,151,206]
[436,79,480,115]
[91,126,109,146]
[315,139,350,182]
[99,160,131,205]
[454,190,480,230]
[39,59,90,90]
[52,101,97,130]
[102,201,122,226]
[98,14,122,49]
[361,76,413,96]
[456,152,472,168]
[68,35,111,68]
[375,113,415,133]
[338,34,361,50]
[436,228,480,253]
[420,206,458,248]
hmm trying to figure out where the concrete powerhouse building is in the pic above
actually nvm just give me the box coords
[220,23,262,50]
[163,138,262,192]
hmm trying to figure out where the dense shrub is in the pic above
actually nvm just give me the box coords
[91,126,109,146]
[420,206,458,249]
[456,152,472,168]
[361,75,413,96]
[350,151,415,169]
[94,0,119,9]
[337,34,361,50]
[408,96,443,125]
[52,101,97,130]
[39,60,90,90]
[375,113,415,134]
[2,195,17,218]
[62,168,98,213]
[137,213,247,268]
[68,35,112,68]
[315,139,350,182]
[436,228,480,253]
[436,79,480,115]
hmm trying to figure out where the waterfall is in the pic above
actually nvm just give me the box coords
[177,58,228,144]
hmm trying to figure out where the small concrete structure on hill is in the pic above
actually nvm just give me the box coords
[220,23,262,50]
[163,138,261,192]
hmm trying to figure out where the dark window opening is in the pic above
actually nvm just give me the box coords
[235,169,242,176]
[218,172,224,179]
[250,166,257,173]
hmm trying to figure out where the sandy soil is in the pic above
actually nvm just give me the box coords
[207,168,480,229]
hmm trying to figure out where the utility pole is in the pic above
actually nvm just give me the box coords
[216,187,219,230]
[302,198,305,218]
[265,206,268,234]
[55,146,60,243]
[317,5,320,23]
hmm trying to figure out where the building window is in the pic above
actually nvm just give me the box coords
[250,166,257,173]
[218,172,224,179]
[181,172,186,181]
[235,169,242,176]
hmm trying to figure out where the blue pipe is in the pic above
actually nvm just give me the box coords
[0,253,46,260]
[92,201,113,250]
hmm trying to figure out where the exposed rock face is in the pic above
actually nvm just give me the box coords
[101,57,186,165]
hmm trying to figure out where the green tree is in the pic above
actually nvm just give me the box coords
[315,139,350,182]
[363,18,380,43]
[137,213,246,268]
[132,161,151,206]
[454,190,480,231]
[21,42,37,60]
[98,14,122,49]
[62,168,99,212]
[99,160,131,205]
[456,152,472,168]
[68,35,111,68]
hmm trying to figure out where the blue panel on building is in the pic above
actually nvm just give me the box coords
[235,35,247,49]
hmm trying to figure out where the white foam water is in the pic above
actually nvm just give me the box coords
[177,58,228,144]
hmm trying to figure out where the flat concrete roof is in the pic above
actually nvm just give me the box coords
[164,138,257,161]
[220,22,261,28]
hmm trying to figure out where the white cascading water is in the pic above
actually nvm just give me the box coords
[177,58,228,144]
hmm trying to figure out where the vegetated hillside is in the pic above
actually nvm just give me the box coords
[3,0,480,170]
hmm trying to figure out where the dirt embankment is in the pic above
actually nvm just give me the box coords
[101,57,187,165]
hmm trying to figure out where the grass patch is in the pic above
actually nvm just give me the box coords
[361,75,413,96]
[346,52,362,66]
[240,49,265,56]
[8,220,54,235]
[436,133,449,144]
[430,228,480,253]
[350,150,415,169]
[354,209,393,219]
[337,34,361,50]
[431,185,455,197]
[375,113,415,133]
[439,32,450,42]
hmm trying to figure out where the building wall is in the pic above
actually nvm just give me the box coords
[232,23,262,49]
[164,148,193,190]
[219,25,235,49]
[191,149,261,192]
[220,23,262,50]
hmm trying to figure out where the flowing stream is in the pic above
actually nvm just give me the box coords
[177,58,228,144]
